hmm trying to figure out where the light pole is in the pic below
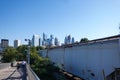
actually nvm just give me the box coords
[25,39,31,64]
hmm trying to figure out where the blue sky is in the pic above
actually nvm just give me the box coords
[0,0,120,46]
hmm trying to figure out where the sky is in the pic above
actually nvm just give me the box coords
[0,0,120,46]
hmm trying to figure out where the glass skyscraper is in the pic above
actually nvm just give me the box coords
[32,35,40,47]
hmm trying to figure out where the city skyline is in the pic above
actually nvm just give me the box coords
[0,0,120,46]
[0,33,75,46]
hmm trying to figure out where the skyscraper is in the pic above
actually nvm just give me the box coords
[14,40,21,48]
[42,40,45,46]
[42,33,47,46]
[64,35,72,45]
[39,38,42,46]
[72,37,75,44]
[68,35,71,44]
[50,35,54,46]
[64,36,67,45]
[32,35,40,47]
[50,35,54,40]
[54,37,60,46]
[1,39,9,49]
[43,33,47,41]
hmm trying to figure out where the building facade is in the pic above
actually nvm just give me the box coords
[72,37,75,44]
[1,39,9,49]
[42,33,55,47]
[14,40,21,48]
[54,37,60,46]
[32,35,40,47]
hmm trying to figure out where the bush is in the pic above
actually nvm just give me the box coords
[30,52,59,80]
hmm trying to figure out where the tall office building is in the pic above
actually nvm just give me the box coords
[43,33,47,41]
[72,37,75,44]
[64,35,72,45]
[32,35,40,47]
[39,38,42,46]
[50,35,54,40]
[50,38,54,46]
[42,40,45,46]
[14,40,21,48]
[42,33,47,46]
[68,35,71,44]
[64,37,67,45]
[46,39,50,46]
[42,33,55,47]
[1,39,9,48]
[54,37,60,46]
[50,35,54,46]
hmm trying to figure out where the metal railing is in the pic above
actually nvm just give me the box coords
[26,64,40,80]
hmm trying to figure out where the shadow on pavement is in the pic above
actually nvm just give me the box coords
[2,69,22,80]
[2,63,27,80]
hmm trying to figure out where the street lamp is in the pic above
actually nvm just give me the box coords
[25,39,31,64]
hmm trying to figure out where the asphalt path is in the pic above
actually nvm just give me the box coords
[0,63,27,80]
[0,63,11,70]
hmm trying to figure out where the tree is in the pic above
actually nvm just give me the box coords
[2,47,17,62]
[30,52,59,80]
[80,38,89,43]
[36,46,44,51]
[2,45,60,80]
[29,46,60,80]
[16,45,28,60]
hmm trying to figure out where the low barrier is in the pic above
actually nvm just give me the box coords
[26,64,40,80]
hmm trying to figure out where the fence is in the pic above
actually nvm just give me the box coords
[26,64,40,80]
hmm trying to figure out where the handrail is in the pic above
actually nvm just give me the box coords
[26,64,40,80]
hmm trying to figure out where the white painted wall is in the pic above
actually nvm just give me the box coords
[40,39,120,80]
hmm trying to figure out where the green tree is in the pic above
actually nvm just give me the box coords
[16,45,27,60]
[30,53,58,80]
[2,47,17,62]
[30,47,59,80]
[36,46,44,51]
[80,38,89,43]
[2,45,60,80]
[30,46,37,54]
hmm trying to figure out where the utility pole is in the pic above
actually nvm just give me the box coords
[25,39,31,64]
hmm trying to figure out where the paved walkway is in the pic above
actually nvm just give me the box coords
[0,65,27,80]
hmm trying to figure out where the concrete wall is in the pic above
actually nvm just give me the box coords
[40,39,120,80]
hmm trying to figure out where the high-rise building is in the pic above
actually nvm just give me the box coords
[42,40,45,46]
[1,39,9,48]
[46,39,50,46]
[68,35,71,44]
[32,35,40,47]
[42,33,47,46]
[64,35,72,45]
[50,38,54,46]
[50,35,54,46]
[54,37,60,46]
[72,37,75,44]
[39,38,42,46]
[64,36,67,45]
[14,40,21,48]
[43,33,47,41]
[42,33,55,47]
[50,35,53,39]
